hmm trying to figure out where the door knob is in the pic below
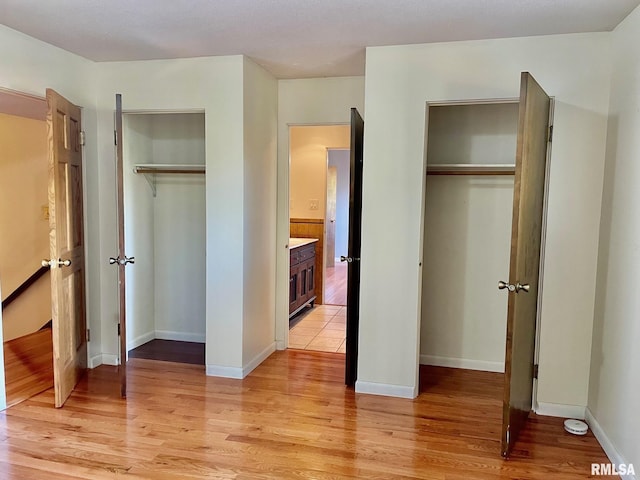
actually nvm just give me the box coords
[109,256,135,266]
[42,258,71,268]
[499,281,529,293]
[498,281,516,292]
[340,256,360,263]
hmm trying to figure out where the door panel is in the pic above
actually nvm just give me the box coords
[501,73,551,457]
[345,108,364,386]
[115,94,127,398]
[46,88,87,408]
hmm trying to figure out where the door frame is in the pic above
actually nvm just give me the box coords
[275,122,348,351]
[418,95,554,410]
[531,97,555,414]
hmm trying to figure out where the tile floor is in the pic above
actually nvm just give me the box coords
[289,304,346,353]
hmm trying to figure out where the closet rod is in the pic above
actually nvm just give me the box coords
[427,164,515,176]
[133,164,205,197]
[133,163,205,175]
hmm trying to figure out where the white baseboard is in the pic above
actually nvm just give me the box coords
[535,402,586,419]
[420,354,504,373]
[88,354,103,369]
[586,408,637,480]
[155,330,205,343]
[206,364,243,379]
[276,340,286,350]
[242,343,276,377]
[127,331,155,351]
[355,380,418,399]
[207,342,276,380]
[88,354,119,368]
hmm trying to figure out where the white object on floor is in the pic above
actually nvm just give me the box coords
[564,419,589,435]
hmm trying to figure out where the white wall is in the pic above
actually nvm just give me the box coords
[359,34,611,404]
[421,176,512,371]
[327,149,350,259]
[276,76,364,348]
[151,114,206,343]
[123,114,155,350]
[0,25,101,370]
[589,5,640,471]
[241,58,278,371]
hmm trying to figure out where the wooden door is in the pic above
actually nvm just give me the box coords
[326,167,337,268]
[345,108,364,386]
[46,88,87,408]
[114,94,128,398]
[501,73,551,457]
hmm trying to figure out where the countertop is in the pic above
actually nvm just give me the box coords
[289,237,319,249]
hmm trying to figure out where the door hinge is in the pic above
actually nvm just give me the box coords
[117,323,121,336]
[533,364,539,379]
[548,125,553,143]
[114,130,118,146]
[79,130,86,146]
[86,328,90,342]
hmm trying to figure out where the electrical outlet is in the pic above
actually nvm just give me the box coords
[309,199,319,210]
[41,205,49,221]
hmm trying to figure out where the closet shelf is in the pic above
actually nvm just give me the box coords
[427,164,515,176]
[133,164,205,196]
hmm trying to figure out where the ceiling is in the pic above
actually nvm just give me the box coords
[0,0,638,78]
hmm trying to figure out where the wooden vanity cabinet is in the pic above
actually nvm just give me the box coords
[289,242,317,317]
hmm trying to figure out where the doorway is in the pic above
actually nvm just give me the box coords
[0,89,53,408]
[287,125,350,353]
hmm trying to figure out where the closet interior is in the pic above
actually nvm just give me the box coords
[123,111,206,365]
[421,101,518,377]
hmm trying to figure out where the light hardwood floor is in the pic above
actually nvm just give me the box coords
[0,351,608,479]
[3,328,53,408]
[324,263,347,305]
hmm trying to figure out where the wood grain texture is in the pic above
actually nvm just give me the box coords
[3,328,53,408]
[46,88,87,408]
[290,218,324,304]
[0,353,608,479]
[502,73,551,457]
[324,264,347,306]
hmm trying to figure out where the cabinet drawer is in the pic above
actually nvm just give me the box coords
[297,244,316,262]
[290,242,316,266]
[290,249,301,266]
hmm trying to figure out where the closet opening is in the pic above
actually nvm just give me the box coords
[122,111,206,366]
[419,99,519,420]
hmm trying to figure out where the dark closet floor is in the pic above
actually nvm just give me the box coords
[128,339,205,365]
